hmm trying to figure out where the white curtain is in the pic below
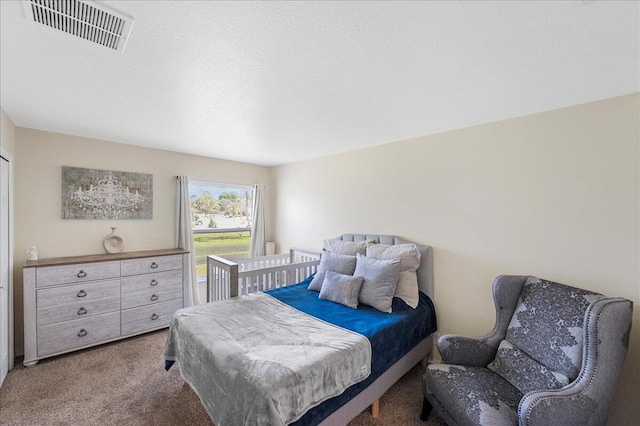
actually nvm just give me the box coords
[249,184,266,257]
[175,176,201,305]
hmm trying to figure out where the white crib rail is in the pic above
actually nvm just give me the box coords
[236,253,290,272]
[207,249,320,302]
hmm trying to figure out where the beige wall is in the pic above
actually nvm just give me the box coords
[1,108,16,157]
[12,129,271,354]
[272,93,640,423]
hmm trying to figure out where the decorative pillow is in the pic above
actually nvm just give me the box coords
[366,243,421,308]
[322,239,371,256]
[353,253,401,313]
[307,250,357,291]
[318,271,364,309]
[505,277,604,381]
[488,340,570,395]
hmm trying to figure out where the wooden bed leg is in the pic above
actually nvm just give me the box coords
[371,399,380,418]
[421,356,428,368]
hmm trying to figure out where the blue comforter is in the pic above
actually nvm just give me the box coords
[268,275,437,425]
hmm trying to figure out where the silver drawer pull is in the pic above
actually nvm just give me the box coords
[150,279,158,286]
[78,329,88,337]
[151,294,159,301]
[77,307,87,315]
[77,270,87,278]
[150,262,159,269]
[151,313,159,320]
[77,290,87,298]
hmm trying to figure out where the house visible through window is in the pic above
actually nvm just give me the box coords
[189,181,253,283]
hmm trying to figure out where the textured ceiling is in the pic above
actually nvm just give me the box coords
[1,1,638,166]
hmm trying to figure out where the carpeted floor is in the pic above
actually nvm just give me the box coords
[0,330,445,425]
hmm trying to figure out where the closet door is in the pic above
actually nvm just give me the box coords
[1,156,9,387]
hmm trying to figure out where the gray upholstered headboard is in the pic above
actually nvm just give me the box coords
[330,234,434,299]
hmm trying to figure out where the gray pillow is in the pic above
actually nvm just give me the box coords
[354,253,401,313]
[318,271,364,309]
[308,250,357,291]
[488,339,569,395]
[322,239,371,256]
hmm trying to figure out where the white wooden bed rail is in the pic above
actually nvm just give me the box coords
[207,249,321,302]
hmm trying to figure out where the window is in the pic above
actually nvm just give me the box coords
[189,181,253,282]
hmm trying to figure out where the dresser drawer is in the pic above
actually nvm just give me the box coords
[122,299,182,335]
[37,312,120,356]
[37,279,120,308]
[121,254,182,276]
[36,261,120,287]
[37,297,120,326]
[121,270,183,309]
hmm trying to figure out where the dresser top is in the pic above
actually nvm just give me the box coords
[24,248,189,268]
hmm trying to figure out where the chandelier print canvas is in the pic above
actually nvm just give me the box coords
[62,166,153,219]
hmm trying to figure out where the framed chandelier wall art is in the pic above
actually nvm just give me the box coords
[62,166,153,220]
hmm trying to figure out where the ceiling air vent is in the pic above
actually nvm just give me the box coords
[22,0,134,52]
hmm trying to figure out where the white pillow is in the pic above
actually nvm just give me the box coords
[366,243,421,308]
[322,239,371,256]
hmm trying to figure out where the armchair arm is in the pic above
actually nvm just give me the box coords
[519,298,633,426]
[437,334,502,366]
[438,275,528,366]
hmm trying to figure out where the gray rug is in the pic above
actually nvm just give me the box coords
[0,329,445,425]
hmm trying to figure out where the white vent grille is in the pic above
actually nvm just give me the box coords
[23,0,134,52]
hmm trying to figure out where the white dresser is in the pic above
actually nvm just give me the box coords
[23,248,189,366]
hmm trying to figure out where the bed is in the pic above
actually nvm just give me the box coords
[164,234,437,425]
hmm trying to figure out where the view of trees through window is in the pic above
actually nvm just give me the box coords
[189,181,253,280]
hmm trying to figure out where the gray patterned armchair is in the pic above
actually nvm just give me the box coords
[422,275,633,426]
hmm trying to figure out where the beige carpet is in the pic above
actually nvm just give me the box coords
[0,330,445,425]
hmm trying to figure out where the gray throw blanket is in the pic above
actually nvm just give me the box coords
[164,292,372,425]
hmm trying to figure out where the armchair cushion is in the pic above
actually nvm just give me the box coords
[424,364,522,425]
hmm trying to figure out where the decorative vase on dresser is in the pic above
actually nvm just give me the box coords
[22,248,189,367]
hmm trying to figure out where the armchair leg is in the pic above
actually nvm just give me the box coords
[420,397,433,421]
